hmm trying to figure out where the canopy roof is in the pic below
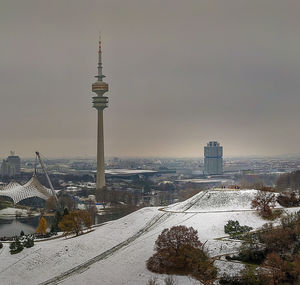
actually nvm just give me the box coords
[0,175,53,204]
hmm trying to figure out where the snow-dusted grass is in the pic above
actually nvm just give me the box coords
[164,188,282,213]
[0,207,159,284]
[0,189,296,285]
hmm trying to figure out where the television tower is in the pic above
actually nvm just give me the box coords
[92,39,109,189]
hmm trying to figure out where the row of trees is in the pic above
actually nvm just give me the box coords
[36,209,92,237]
[251,187,300,219]
[95,188,141,206]
[236,170,300,193]
[277,170,300,191]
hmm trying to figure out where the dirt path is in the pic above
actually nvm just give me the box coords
[39,212,168,285]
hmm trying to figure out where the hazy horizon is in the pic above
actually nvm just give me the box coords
[4,153,300,161]
[1,0,300,158]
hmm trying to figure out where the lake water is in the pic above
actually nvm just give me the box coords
[0,216,41,237]
[0,208,133,237]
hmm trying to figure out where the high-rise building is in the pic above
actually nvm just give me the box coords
[204,141,223,175]
[92,39,109,189]
[1,151,21,177]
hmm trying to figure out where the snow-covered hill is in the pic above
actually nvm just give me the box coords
[0,189,294,285]
[164,188,281,212]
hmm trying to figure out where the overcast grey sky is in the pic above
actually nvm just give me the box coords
[0,0,300,158]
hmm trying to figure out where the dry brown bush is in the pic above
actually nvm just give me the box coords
[277,191,300,207]
[259,225,295,253]
[258,252,300,284]
[147,226,216,283]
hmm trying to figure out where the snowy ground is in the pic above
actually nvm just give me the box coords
[0,207,39,218]
[0,189,297,285]
[163,188,282,213]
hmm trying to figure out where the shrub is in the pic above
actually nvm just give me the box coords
[9,237,24,254]
[225,212,300,284]
[147,226,217,282]
[23,236,34,248]
[266,209,283,221]
[258,225,296,253]
[230,242,267,265]
[258,252,300,284]
[277,191,300,207]
[0,242,3,249]
[281,211,300,228]
[224,220,253,237]
[20,230,24,236]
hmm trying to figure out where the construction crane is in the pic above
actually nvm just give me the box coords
[35,151,58,203]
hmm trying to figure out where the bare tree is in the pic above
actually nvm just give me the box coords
[251,190,276,218]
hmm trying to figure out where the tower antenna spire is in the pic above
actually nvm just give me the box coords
[98,32,102,54]
[96,33,105,81]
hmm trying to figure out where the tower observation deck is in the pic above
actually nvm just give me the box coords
[92,39,109,189]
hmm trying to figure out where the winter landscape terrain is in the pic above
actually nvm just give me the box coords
[0,188,296,285]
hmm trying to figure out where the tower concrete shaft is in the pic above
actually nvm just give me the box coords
[97,110,105,188]
[92,39,109,189]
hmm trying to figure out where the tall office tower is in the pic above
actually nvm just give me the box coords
[0,151,21,177]
[204,141,223,175]
[92,39,109,189]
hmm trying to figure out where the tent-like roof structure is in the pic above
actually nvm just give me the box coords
[0,175,53,204]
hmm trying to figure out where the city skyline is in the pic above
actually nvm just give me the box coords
[1,0,300,158]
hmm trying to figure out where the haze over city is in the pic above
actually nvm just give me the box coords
[3,1,300,284]
[1,0,300,158]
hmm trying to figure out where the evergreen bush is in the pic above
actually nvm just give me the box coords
[224,220,253,237]
[23,236,34,248]
[9,237,24,254]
